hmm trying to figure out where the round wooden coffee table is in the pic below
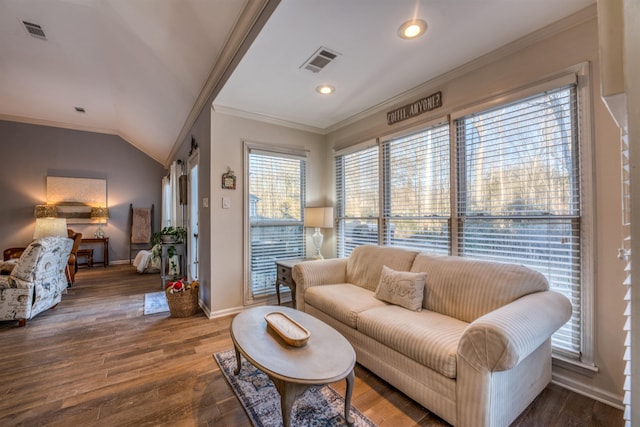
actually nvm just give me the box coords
[230,305,356,427]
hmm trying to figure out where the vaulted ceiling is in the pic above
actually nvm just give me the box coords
[0,0,594,166]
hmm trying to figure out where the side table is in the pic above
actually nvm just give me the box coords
[160,243,186,289]
[275,258,312,307]
[80,237,109,267]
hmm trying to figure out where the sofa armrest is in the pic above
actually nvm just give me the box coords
[292,258,348,310]
[458,290,571,372]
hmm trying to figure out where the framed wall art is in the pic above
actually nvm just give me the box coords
[222,168,236,190]
[46,176,107,223]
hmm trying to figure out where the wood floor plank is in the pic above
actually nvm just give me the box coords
[0,264,624,426]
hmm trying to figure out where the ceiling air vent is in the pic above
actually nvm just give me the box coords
[22,21,47,40]
[300,47,340,73]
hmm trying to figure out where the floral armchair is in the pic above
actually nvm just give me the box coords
[0,236,73,326]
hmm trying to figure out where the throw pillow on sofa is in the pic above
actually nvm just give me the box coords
[375,265,426,311]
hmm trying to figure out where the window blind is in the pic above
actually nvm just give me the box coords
[455,85,581,356]
[248,151,306,297]
[382,123,450,253]
[335,145,379,257]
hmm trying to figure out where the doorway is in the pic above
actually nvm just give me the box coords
[187,150,199,281]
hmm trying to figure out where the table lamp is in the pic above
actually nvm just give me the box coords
[33,204,67,239]
[304,207,334,260]
[90,207,110,238]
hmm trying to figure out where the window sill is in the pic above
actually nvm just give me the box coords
[552,353,599,377]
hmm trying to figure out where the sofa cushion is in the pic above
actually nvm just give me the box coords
[410,254,549,323]
[346,245,419,291]
[304,284,388,328]
[375,266,426,311]
[358,305,468,378]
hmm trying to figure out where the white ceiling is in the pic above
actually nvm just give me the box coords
[215,0,595,132]
[0,0,248,165]
[0,0,595,165]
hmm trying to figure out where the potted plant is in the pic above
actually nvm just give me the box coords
[151,226,188,278]
[152,226,187,245]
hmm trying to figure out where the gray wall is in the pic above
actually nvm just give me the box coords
[0,120,165,263]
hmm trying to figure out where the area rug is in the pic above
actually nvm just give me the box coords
[143,291,169,315]
[214,349,376,427]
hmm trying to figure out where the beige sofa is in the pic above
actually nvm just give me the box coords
[292,245,572,427]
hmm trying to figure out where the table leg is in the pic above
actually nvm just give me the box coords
[233,345,242,375]
[344,369,355,426]
[276,282,281,305]
[271,377,308,427]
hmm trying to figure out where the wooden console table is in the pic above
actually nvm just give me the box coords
[80,237,109,267]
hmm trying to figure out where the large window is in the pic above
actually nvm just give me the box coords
[246,145,306,301]
[335,143,379,257]
[455,85,581,357]
[383,123,450,254]
[335,71,591,363]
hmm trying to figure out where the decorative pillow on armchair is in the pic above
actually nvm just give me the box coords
[374,265,427,311]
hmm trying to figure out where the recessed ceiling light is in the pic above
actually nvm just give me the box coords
[398,19,427,40]
[316,85,335,95]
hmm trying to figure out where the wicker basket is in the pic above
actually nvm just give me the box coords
[166,287,199,318]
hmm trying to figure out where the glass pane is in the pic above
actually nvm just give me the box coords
[459,87,579,217]
[250,224,304,296]
[386,125,450,218]
[249,151,305,297]
[387,218,449,254]
[336,145,379,257]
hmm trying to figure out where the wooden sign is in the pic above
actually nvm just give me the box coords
[387,91,442,125]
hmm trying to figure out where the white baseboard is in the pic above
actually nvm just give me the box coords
[208,305,245,319]
[552,371,624,410]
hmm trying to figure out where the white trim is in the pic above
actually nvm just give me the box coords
[378,115,450,144]
[576,62,596,367]
[245,140,309,159]
[243,142,252,306]
[0,113,166,166]
[207,305,244,319]
[333,138,378,157]
[214,105,326,135]
[243,141,307,305]
[552,371,624,411]
[450,70,579,120]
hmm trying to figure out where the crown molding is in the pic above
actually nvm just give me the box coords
[213,105,326,135]
[166,0,281,167]
[0,113,166,166]
[176,4,597,141]
[325,4,597,135]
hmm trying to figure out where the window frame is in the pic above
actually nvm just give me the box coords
[243,141,308,305]
[333,63,595,370]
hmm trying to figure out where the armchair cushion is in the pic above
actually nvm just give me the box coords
[0,259,18,275]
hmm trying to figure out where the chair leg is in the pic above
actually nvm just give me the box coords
[18,319,26,327]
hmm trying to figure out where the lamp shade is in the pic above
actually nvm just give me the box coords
[304,207,334,229]
[33,218,68,239]
[90,207,110,220]
[34,204,57,218]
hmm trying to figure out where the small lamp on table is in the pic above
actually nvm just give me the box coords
[304,207,334,260]
[90,207,110,239]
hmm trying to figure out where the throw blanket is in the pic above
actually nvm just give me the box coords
[131,208,151,244]
[133,250,160,273]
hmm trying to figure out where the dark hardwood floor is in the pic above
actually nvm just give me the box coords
[0,265,623,426]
